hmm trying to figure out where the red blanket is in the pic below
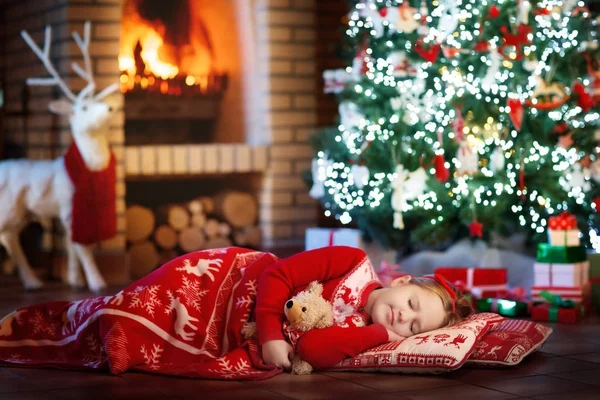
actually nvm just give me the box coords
[0,248,282,380]
[64,143,117,245]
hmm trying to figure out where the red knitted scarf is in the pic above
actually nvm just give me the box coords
[64,142,117,245]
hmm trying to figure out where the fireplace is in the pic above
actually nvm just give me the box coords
[0,0,324,283]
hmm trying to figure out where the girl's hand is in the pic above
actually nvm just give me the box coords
[386,329,406,342]
[261,339,294,369]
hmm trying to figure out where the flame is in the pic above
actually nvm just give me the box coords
[119,26,179,80]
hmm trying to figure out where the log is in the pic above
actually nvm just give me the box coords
[214,191,257,228]
[203,218,220,238]
[128,240,160,279]
[154,225,177,250]
[191,196,214,214]
[191,212,207,229]
[218,222,232,237]
[187,199,203,214]
[179,227,205,253]
[233,226,262,248]
[204,236,233,250]
[157,204,190,231]
[125,205,155,242]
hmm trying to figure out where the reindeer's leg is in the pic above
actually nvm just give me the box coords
[64,234,85,289]
[0,232,43,290]
[2,258,16,276]
[72,243,106,292]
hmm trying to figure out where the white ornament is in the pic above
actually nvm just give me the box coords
[517,1,531,25]
[490,147,505,172]
[309,157,332,199]
[358,1,386,37]
[351,164,370,189]
[404,167,428,200]
[0,22,119,291]
[562,163,592,193]
[339,101,364,129]
[391,165,410,230]
[388,51,416,78]
[482,46,501,92]
[590,159,600,184]
[435,0,459,43]
[323,69,352,94]
[523,56,539,72]
[456,141,479,175]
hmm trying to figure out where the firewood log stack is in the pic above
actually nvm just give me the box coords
[125,191,261,277]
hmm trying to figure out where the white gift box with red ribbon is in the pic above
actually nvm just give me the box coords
[531,286,587,303]
[534,261,590,287]
[547,212,580,246]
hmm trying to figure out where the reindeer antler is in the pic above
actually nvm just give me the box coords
[21,26,77,102]
[71,21,95,101]
[22,22,120,103]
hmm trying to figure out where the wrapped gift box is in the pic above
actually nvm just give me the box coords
[305,228,363,250]
[531,303,583,324]
[531,286,585,303]
[548,229,580,246]
[476,298,529,317]
[536,244,587,264]
[533,261,589,287]
[589,252,600,311]
[434,267,507,298]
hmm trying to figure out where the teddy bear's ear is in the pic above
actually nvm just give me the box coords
[307,281,323,296]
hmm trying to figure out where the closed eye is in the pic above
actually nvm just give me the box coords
[408,299,413,310]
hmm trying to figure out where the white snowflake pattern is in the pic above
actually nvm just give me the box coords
[29,310,58,337]
[208,357,262,379]
[82,333,107,368]
[140,344,163,370]
[176,275,207,312]
[244,279,257,296]
[77,298,102,320]
[128,285,162,317]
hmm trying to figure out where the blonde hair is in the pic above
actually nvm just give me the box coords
[409,276,474,327]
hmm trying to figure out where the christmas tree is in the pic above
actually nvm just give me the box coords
[311,0,600,251]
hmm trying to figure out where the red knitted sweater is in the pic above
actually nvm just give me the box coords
[255,246,389,369]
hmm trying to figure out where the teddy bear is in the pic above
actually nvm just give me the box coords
[242,280,334,375]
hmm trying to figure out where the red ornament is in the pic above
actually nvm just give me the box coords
[442,46,461,58]
[519,167,525,199]
[594,198,600,212]
[434,154,450,183]
[507,98,524,131]
[489,5,500,18]
[572,81,595,111]
[499,24,532,61]
[474,41,489,52]
[469,220,484,238]
[414,41,441,63]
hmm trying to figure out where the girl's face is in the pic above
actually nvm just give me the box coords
[368,276,447,337]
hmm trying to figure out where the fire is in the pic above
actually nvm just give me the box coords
[119,28,179,80]
[119,0,226,95]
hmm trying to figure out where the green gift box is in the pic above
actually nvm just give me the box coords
[589,252,600,310]
[476,298,529,317]
[536,244,587,264]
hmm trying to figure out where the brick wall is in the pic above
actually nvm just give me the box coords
[255,0,320,249]
[0,0,126,281]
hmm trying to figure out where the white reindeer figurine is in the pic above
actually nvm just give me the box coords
[0,22,119,291]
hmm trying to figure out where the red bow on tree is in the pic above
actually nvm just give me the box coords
[414,41,441,63]
[572,81,595,111]
[469,220,484,238]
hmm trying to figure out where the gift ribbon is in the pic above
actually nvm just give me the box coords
[328,230,335,246]
[539,290,576,308]
[548,306,559,322]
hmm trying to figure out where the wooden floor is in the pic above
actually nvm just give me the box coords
[0,275,599,400]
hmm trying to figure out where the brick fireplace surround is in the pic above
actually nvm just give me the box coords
[0,0,345,282]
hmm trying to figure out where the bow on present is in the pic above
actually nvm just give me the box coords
[378,260,406,286]
[548,212,577,230]
[503,286,527,301]
[539,290,577,308]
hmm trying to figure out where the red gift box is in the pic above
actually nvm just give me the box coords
[531,303,582,324]
[435,267,507,298]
